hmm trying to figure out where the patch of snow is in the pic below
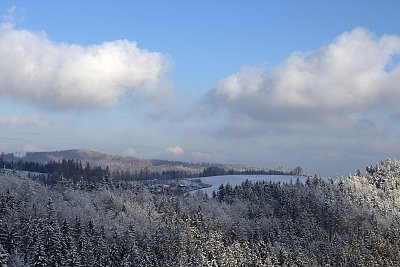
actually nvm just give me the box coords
[189,174,307,196]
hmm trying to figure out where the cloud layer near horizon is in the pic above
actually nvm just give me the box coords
[208,28,400,137]
[0,23,170,109]
[0,114,54,127]
[165,146,184,156]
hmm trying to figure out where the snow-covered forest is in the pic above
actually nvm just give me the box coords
[0,150,304,181]
[1,159,400,266]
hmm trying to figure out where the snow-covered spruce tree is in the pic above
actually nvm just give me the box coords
[0,224,20,255]
[0,243,9,267]
[43,200,63,266]
[364,159,400,191]
[33,244,47,267]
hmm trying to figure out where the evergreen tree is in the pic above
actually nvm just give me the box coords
[60,218,73,266]
[82,219,96,265]
[0,224,20,254]
[43,200,63,266]
[33,245,48,267]
[0,243,9,267]
[93,227,108,267]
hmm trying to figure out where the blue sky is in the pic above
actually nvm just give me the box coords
[0,0,399,176]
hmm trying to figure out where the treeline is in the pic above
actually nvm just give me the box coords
[111,168,195,181]
[200,165,303,177]
[1,159,400,266]
[112,165,303,181]
[1,152,304,184]
[0,156,110,185]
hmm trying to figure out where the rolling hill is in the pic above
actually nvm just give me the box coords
[1,149,304,178]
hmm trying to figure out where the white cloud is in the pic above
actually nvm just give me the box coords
[22,143,42,153]
[208,28,400,136]
[191,151,224,162]
[165,146,184,156]
[0,142,8,151]
[122,147,138,157]
[0,114,55,127]
[0,23,170,109]
[2,6,16,22]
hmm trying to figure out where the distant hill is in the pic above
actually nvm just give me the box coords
[1,148,305,177]
[22,148,148,168]
[7,149,204,175]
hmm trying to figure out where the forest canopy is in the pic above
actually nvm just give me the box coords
[1,159,400,266]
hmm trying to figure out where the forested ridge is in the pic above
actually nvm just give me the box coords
[1,159,400,266]
[0,154,299,184]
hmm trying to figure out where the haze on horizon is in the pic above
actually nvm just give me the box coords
[0,1,399,176]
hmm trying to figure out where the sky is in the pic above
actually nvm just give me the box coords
[0,0,399,176]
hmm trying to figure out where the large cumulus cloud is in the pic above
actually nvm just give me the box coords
[208,28,400,137]
[0,23,170,109]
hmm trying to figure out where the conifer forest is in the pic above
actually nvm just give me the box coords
[1,159,400,266]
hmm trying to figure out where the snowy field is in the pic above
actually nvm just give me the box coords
[190,174,307,195]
